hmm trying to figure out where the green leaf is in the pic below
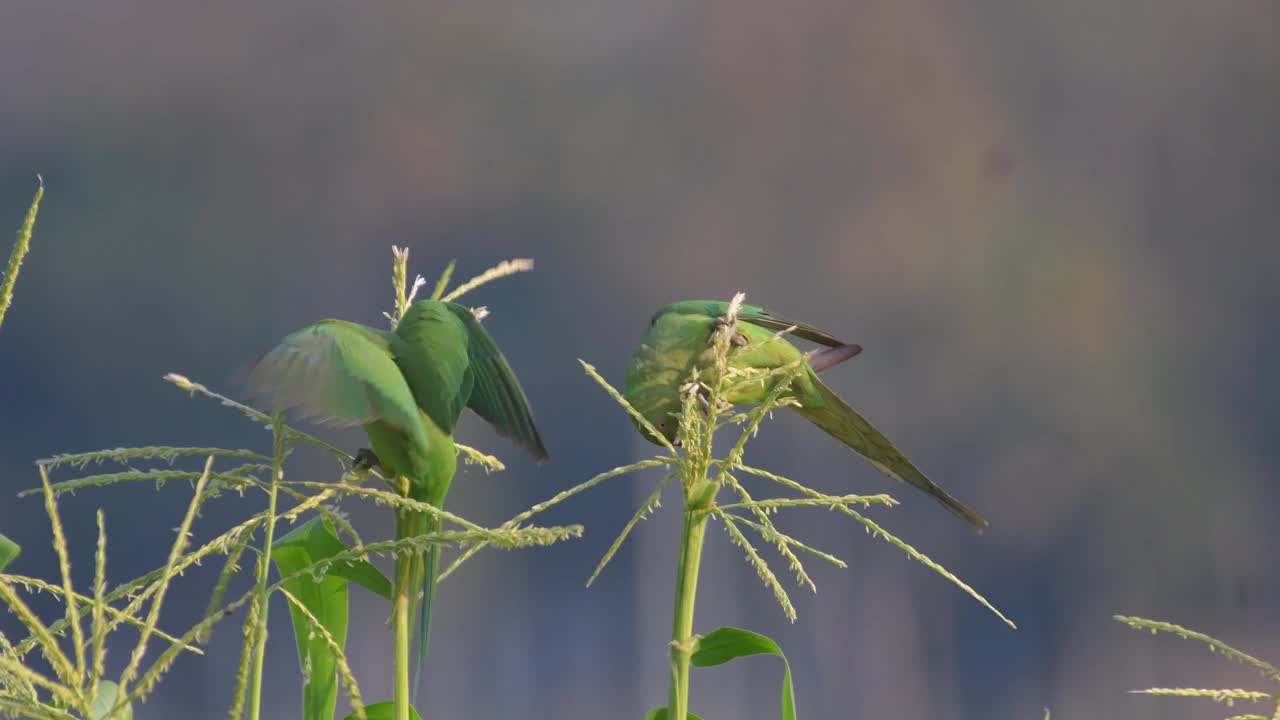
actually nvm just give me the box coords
[274,516,392,600]
[273,516,386,720]
[88,681,133,720]
[345,701,423,720]
[691,626,796,720]
[644,709,704,720]
[0,534,19,571]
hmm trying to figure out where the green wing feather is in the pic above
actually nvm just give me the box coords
[652,300,847,347]
[738,307,847,348]
[444,303,550,462]
[244,320,428,449]
[392,301,472,435]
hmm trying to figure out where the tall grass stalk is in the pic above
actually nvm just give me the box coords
[393,551,412,720]
[387,246,421,720]
[661,298,742,720]
[668,512,709,719]
[244,415,286,720]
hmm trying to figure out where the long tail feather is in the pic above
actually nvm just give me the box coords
[794,377,988,531]
[411,512,441,704]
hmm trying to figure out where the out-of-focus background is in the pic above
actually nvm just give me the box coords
[2,2,1279,718]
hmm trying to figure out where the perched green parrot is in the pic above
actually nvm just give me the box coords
[244,299,549,701]
[624,300,986,530]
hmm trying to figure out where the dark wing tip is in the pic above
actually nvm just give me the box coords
[518,424,551,464]
[810,343,863,374]
[738,309,849,348]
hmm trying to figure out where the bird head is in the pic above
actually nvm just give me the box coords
[632,410,679,446]
[627,394,681,446]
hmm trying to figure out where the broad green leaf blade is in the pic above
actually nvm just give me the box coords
[644,709,704,720]
[691,626,796,720]
[274,515,393,600]
[89,681,133,720]
[272,517,359,720]
[344,701,422,720]
[0,534,19,571]
[331,559,393,600]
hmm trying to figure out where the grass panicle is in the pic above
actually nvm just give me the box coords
[88,512,107,703]
[0,581,77,707]
[0,695,75,720]
[1130,687,1270,704]
[713,514,847,569]
[711,494,896,513]
[584,470,676,588]
[384,245,427,329]
[0,176,42,333]
[443,458,672,584]
[717,474,815,595]
[39,447,268,471]
[1118,615,1280,719]
[440,258,534,303]
[114,457,214,709]
[719,512,795,620]
[2,574,202,659]
[428,259,456,302]
[38,465,86,699]
[21,468,263,499]
[1115,616,1280,681]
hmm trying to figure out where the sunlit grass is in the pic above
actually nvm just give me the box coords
[0,214,588,720]
[1117,615,1280,719]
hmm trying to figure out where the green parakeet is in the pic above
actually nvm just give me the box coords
[245,299,548,702]
[624,300,986,530]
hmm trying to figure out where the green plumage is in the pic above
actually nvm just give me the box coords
[624,300,987,531]
[245,299,548,706]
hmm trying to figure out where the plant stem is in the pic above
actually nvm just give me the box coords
[393,544,413,720]
[668,508,710,720]
[389,248,414,720]
[246,415,284,720]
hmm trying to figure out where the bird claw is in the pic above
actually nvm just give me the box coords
[352,448,381,471]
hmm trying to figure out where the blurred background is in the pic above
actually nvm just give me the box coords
[2,2,1279,718]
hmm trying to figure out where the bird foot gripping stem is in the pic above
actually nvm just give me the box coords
[352,448,382,471]
[350,448,404,494]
